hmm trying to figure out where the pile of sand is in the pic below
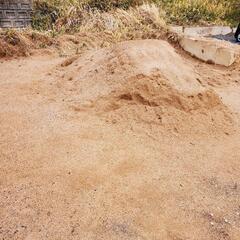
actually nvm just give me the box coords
[60,40,204,100]
[55,39,233,134]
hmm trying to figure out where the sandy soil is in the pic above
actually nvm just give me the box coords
[0,39,240,240]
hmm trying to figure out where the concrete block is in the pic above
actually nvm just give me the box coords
[180,36,239,67]
[183,26,233,37]
[171,26,236,37]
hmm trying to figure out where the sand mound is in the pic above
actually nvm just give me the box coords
[60,40,204,102]
[54,39,233,134]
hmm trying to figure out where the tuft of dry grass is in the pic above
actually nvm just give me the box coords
[34,2,173,42]
[76,4,168,39]
[0,29,55,58]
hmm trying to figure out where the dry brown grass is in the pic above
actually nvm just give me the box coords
[1,4,178,58]
[0,29,55,58]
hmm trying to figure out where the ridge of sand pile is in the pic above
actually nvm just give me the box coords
[56,40,233,133]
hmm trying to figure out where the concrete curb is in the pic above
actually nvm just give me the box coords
[180,36,239,67]
[171,26,236,37]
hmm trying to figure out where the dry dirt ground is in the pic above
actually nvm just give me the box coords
[0,39,240,240]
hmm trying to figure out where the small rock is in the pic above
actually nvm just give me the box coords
[223,217,230,224]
